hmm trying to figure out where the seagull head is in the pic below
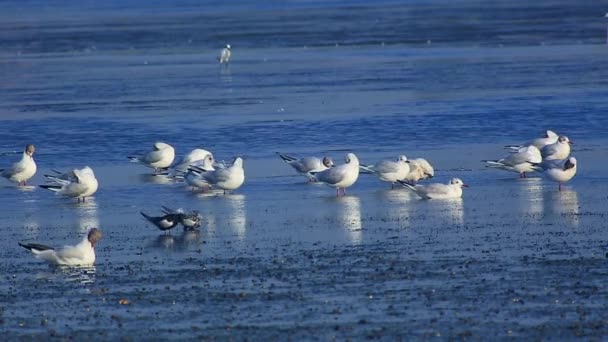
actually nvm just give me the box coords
[398,155,408,163]
[226,44,231,49]
[545,130,558,138]
[322,156,334,168]
[344,153,359,165]
[87,228,103,248]
[450,178,469,188]
[558,136,573,145]
[25,144,35,157]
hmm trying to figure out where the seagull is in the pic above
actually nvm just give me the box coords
[128,142,175,174]
[161,206,202,230]
[141,212,181,232]
[484,145,542,178]
[173,149,213,173]
[18,228,102,266]
[506,130,559,151]
[399,178,468,200]
[40,166,99,202]
[541,136,573,161]
[533,156,577,191]
[183,154,216,190]
[188,156,245,194]
[277,152,334,181]
[401,158,435,184]
[0,144,36,186]
[219,44,231,64]
[311,153,360,197]
[360,155,410,188]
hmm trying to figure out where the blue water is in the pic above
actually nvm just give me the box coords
[1,0,608,339]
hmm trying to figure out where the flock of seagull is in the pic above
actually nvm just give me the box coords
[2,128,577,267]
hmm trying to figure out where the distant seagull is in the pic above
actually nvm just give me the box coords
[128,142,175,174]
[41,166,99,202]
[277,152,334,181]
[402,158,435,184]
[311,153,360,197]
[0,144,36,186]
[399,178,468,200]
[188,156,245,194]
[506,130,559,151]
[484,145,542,178]
[360,155,410,188]
[161,206,203,230]
[533,156,577,191]
[18,228,102,266]
[541,136,573,161]
[141,212,181,232]
[219,44,231,64]
[173,149,213,173]
[184,154,216,190]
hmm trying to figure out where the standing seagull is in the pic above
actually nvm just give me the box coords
[311,153,360,197]
[533,157,577,191]
[484,145,542,178]
[399,178,468,200]
[541,136,573,161]
[360,155,410,188]
[0,144,36,186]
[18,228,102,266]
[128,142,175,174]
[219,44,231,64]
[188,156,245,194]
[277,153,334,181]
[41,166,99,202]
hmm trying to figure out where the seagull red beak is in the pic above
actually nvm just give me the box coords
[461,184,469,188]
[568,141,574,145]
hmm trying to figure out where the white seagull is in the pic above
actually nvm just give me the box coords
[484,145,542,178]
[18,228,102,266]
[128,142,175,174]
[399,178,468,200]
[533,156,577,191]
[188,156,245,193]
[277,152,334,180]
[541,136,572,161]
[40,166,99,202]
[219,44,231,64]
[0,144,36,186]
[311,153,360,197]
[360,155,410,188]
[173,148,214,173]
[506,130,559,151]
[185,154,216,190]
[402,158,435,184]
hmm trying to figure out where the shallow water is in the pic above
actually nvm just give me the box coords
[1,0,608,340]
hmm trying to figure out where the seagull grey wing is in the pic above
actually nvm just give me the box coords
[421,183,450,196]
[55,245,83,260]
[7,161,26,175]
[293,157,321,173]
[142,149,165,164]
[203,168,231,184]
[373,160,400,174]
[316,166,346,185]
[541,144,559,158]
[62,182,89,197]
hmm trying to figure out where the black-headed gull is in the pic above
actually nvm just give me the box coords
[19,228,102,266]
[173,149,213,173]
[506,130,559,151]
[184,154,215,190]
[541,136,573,161]
[188,156,245,194]
[399,178,468,199]
[161,206,202,230]
[533,156,577,191]
[219,44,231,64]
[360,155,410,188]
[0,144,36,186]
[41,166,99,202]
[128,142,175,174]
[484,145,542,178]
[277,152,334,181]
[311,153,360,197]
[402,158,435,184]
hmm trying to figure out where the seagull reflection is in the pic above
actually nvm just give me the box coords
[515,177,544,217]
[226,194,246,240]
[431,198,464,226]
[138,174,174,185]
[73,198,99,232]
[336,196,362,244]
[58,265,97,285]
[380,189,412,227]
[220,66,232,85]
[545,189,580,227]
[149,230,202,252]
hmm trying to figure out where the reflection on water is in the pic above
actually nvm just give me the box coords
[138,174,174,185]
[149,230,202,252]
[35,265,97,285]
[336,196,362,244]
[516,177,544,217]
[73,199,100,232]
[431,198,464,226]
[226,194,246,240]
[545,189,580,227]
[220,66,232,86]
[16,185,37,192]
[380,189,412,227]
